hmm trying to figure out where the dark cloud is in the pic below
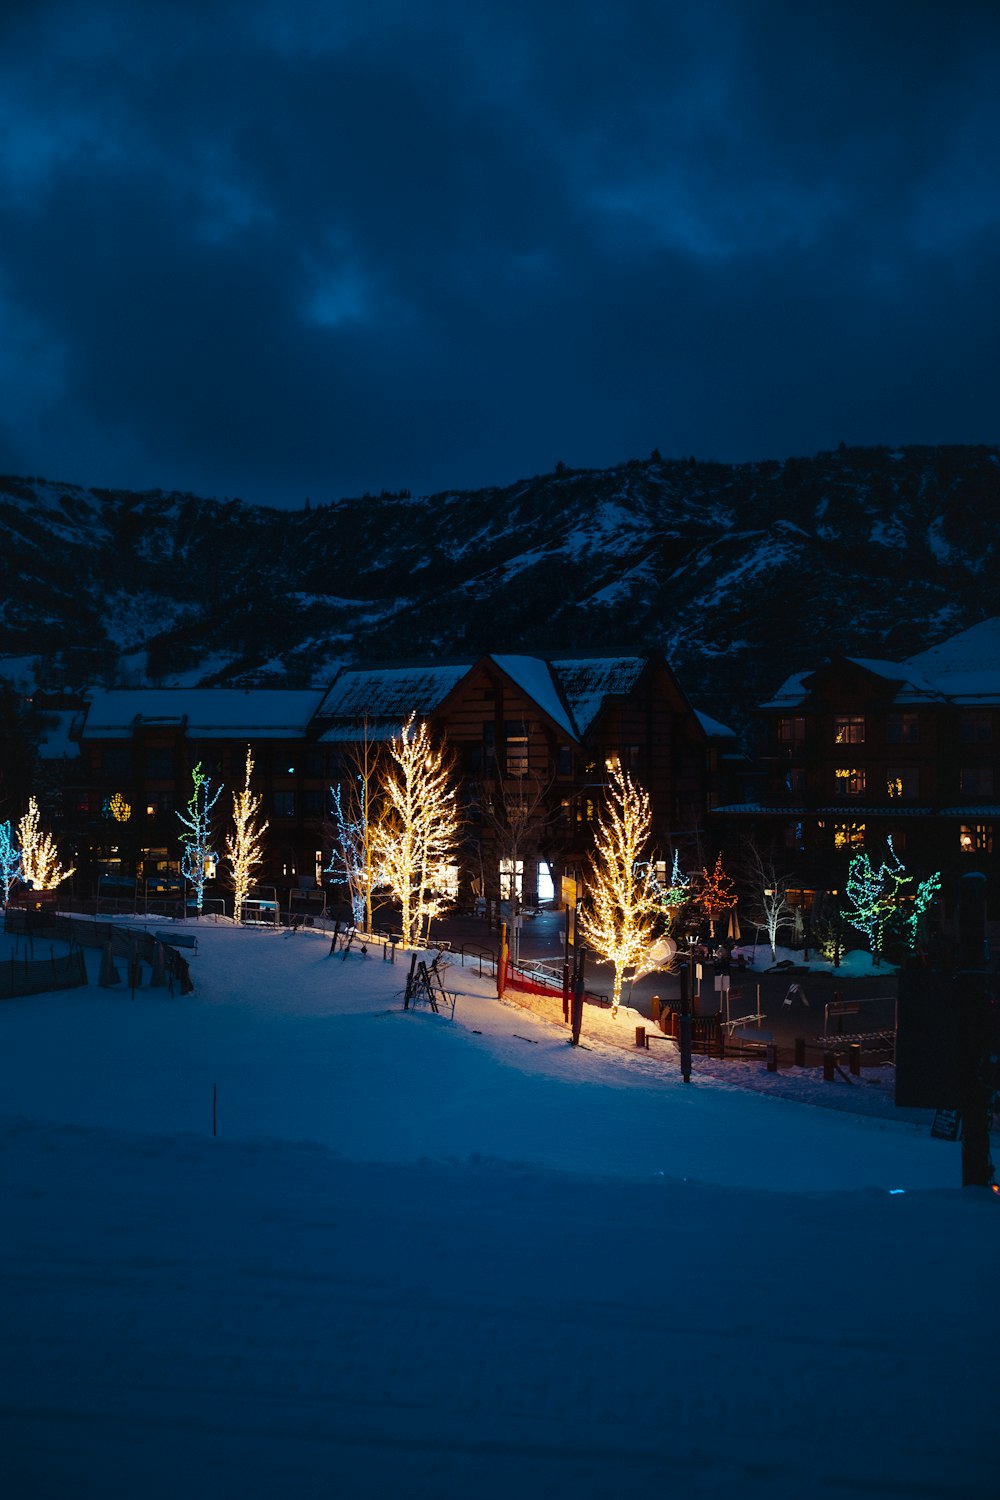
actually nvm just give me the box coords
[0,0,997,505]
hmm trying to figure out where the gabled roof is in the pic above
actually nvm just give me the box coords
[315,663,471,742]
[843,658,942,702]
[488,655,577,739]
[547,656,647,734]
[759,671,812,710]
[904,618,1000,704]
[905,617,1000,677]
[81,688,326,739]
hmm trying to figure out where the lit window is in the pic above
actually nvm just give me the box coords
[960,823,993,854]
[499,859,523,900]
[886,767,919,800]
[834,822,865,850]
[505,723,529,777]
[834,767,866,797]
[834,716,865,744]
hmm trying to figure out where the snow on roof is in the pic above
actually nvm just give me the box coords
[82,688,327,739]
[547,657,646,734]
[905,617,1000,680]
[695,708,737,739]
[759,671,814,710]
[36,709,82,759]
[316,664,472,741]
[843,658,942,700]
[489,656,577,739]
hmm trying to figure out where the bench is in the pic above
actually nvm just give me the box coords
[154,931,198,953]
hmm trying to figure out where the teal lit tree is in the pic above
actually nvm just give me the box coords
[177,762,222,915]
[0,820,22,908]
[906,870,942,948]
[841,837,937,961]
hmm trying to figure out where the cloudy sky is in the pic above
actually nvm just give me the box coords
[0,0,997,507]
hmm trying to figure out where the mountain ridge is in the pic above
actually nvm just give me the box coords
[2,443,997,733]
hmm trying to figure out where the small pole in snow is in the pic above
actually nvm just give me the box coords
[213,1082,217,1138]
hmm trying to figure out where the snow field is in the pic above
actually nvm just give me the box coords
[0,919,996,1498]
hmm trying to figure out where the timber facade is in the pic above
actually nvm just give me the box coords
[712,621,1000,918]
[52,653,713,915]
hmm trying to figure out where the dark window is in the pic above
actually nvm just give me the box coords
[273,791,296,818]
[959,767,994,798]
[301,788,326,818]
[777,717,806,743]
[887,713,919,745]
[303,748,326,777]
[784,820,805,851]
[557,746,573,777]
[960,711,992,744]
[144,747,173,779]
[145,791,174,817]
[785,768,807,796]
[101,744,132,778]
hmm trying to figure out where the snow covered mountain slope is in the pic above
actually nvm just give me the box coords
[1,443,997,721]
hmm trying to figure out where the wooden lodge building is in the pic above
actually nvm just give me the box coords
[59,652,721,914]
[711,619,1000,919]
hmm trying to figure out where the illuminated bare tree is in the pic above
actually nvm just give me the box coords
[326,724,382,932]
[697,852,737,938]
[177,763,222,915]
[0,820,23,906]
[579,764,664,1018]
[17,796,75,890]
[739,839,795,959]
[225,747,268,924]
[374,714,460,947]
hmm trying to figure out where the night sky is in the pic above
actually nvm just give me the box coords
[0,0,997,508]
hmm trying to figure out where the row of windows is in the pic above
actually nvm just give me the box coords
[784,822,993,854]
[778,711,994,746]
[831,766,995,799]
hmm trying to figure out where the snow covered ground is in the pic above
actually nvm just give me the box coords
[1,919,997,1498]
